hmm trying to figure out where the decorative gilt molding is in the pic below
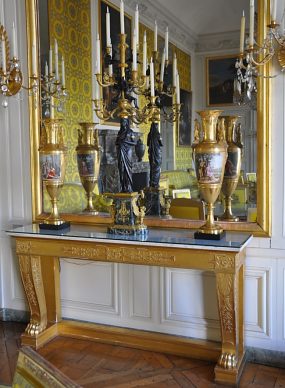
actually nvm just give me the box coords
[63,245,176,265]
[211,254,238,273]
[18,255,47,336]
[16,240,32,254]
[18,255,38,307]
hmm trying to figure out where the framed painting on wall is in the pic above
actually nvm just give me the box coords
[178,89,192,147]
[99,0,132,124]
[206,55,237,106]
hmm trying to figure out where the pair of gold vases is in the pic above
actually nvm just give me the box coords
[192,111,242,239]
[39,120,101,229]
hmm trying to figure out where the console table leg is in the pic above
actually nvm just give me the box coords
[214,265,244,386]
[41,256,61,324]
[18,255,47,337]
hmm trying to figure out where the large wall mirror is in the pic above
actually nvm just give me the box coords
[25,0,271,236]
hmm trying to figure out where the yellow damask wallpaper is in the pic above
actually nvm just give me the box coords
[44,0,92,212]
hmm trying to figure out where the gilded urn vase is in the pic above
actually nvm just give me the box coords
[192,110,228,239]
[39,118,69,229]
[76,122,101,214]
[219,116,242,221]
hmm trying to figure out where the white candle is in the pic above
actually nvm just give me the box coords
[120,0,125,34]
[108,45,113,76]
[135,4,139,47]
[176,73,180,104]
[94,76,100,100]
[32,43,37,75]
[172,52,177,87]
[271,0,277,21]
[49,47,53,75]
[11,22,16,58]
[150,58,155,97]
[249,0,254,46]
[45,61,48,77]
[61,56,65,87]
[1,38,6,74]
[54,39,59,80]
[132,30,137,71]
[240,10,245,54]
[106,7,111,47]
[154,20,158,52]
[160,48,165,82]
[143,31,147,76]
[96,33,101,73]
[165,26,169,61]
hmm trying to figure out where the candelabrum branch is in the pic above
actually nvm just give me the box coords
[96,72,115,88]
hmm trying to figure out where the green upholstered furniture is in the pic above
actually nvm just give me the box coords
[160,170,199,199]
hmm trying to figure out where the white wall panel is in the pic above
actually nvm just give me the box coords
[60,260,119,316]
[129,265,152,319]
[245,268,270,337]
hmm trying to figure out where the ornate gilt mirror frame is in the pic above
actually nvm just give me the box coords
[25,0,271,237]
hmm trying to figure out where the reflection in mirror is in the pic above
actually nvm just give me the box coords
[32,0,269,235]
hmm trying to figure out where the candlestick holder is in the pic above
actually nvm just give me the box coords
[41,73,68,118]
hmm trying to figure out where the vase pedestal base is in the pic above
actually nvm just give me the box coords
[39,221,70,230]
[106,192,148,236]
[194,230,225,240]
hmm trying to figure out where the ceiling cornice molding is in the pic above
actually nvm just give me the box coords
[124,0,196,53]
[195,30,240,54]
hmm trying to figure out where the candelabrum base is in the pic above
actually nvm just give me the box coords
[194,230,225,240]
[106,192,148,236]
[39,221,70,230]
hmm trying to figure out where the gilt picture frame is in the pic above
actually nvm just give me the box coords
[177,89,192,147]
[206,55,237,106]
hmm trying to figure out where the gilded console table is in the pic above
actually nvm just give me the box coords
[8,225,252,386]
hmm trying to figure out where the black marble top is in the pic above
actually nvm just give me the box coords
[7,224,252,252]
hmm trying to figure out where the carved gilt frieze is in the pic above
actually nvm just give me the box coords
[16,240,32,254]
[63,245,176,265]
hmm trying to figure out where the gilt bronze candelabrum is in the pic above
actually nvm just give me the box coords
[93,33,154,235]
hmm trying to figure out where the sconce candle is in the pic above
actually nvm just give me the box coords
[132,31,137,71]
[106,7,111,47]
[150,58,155,97]
[45,61,48,77]
[96,33,101,73]
[61,57,65,87]
[271,0,277,21]
[11,22,16,58]
[54,39,59,81]
[165,27,169,61]
[143,31,147,76]
[173,53,177,87]
[240,10,245,54]
[154,20,158,52]
[49,47,52,75]
[176,73,180,104]
[1,37,6,73]
[160,48,165,82]
[120,0,125,34]
[135,4,139,46]
[249,0,254,46]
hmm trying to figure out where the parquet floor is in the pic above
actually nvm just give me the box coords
[1,321,285,387]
